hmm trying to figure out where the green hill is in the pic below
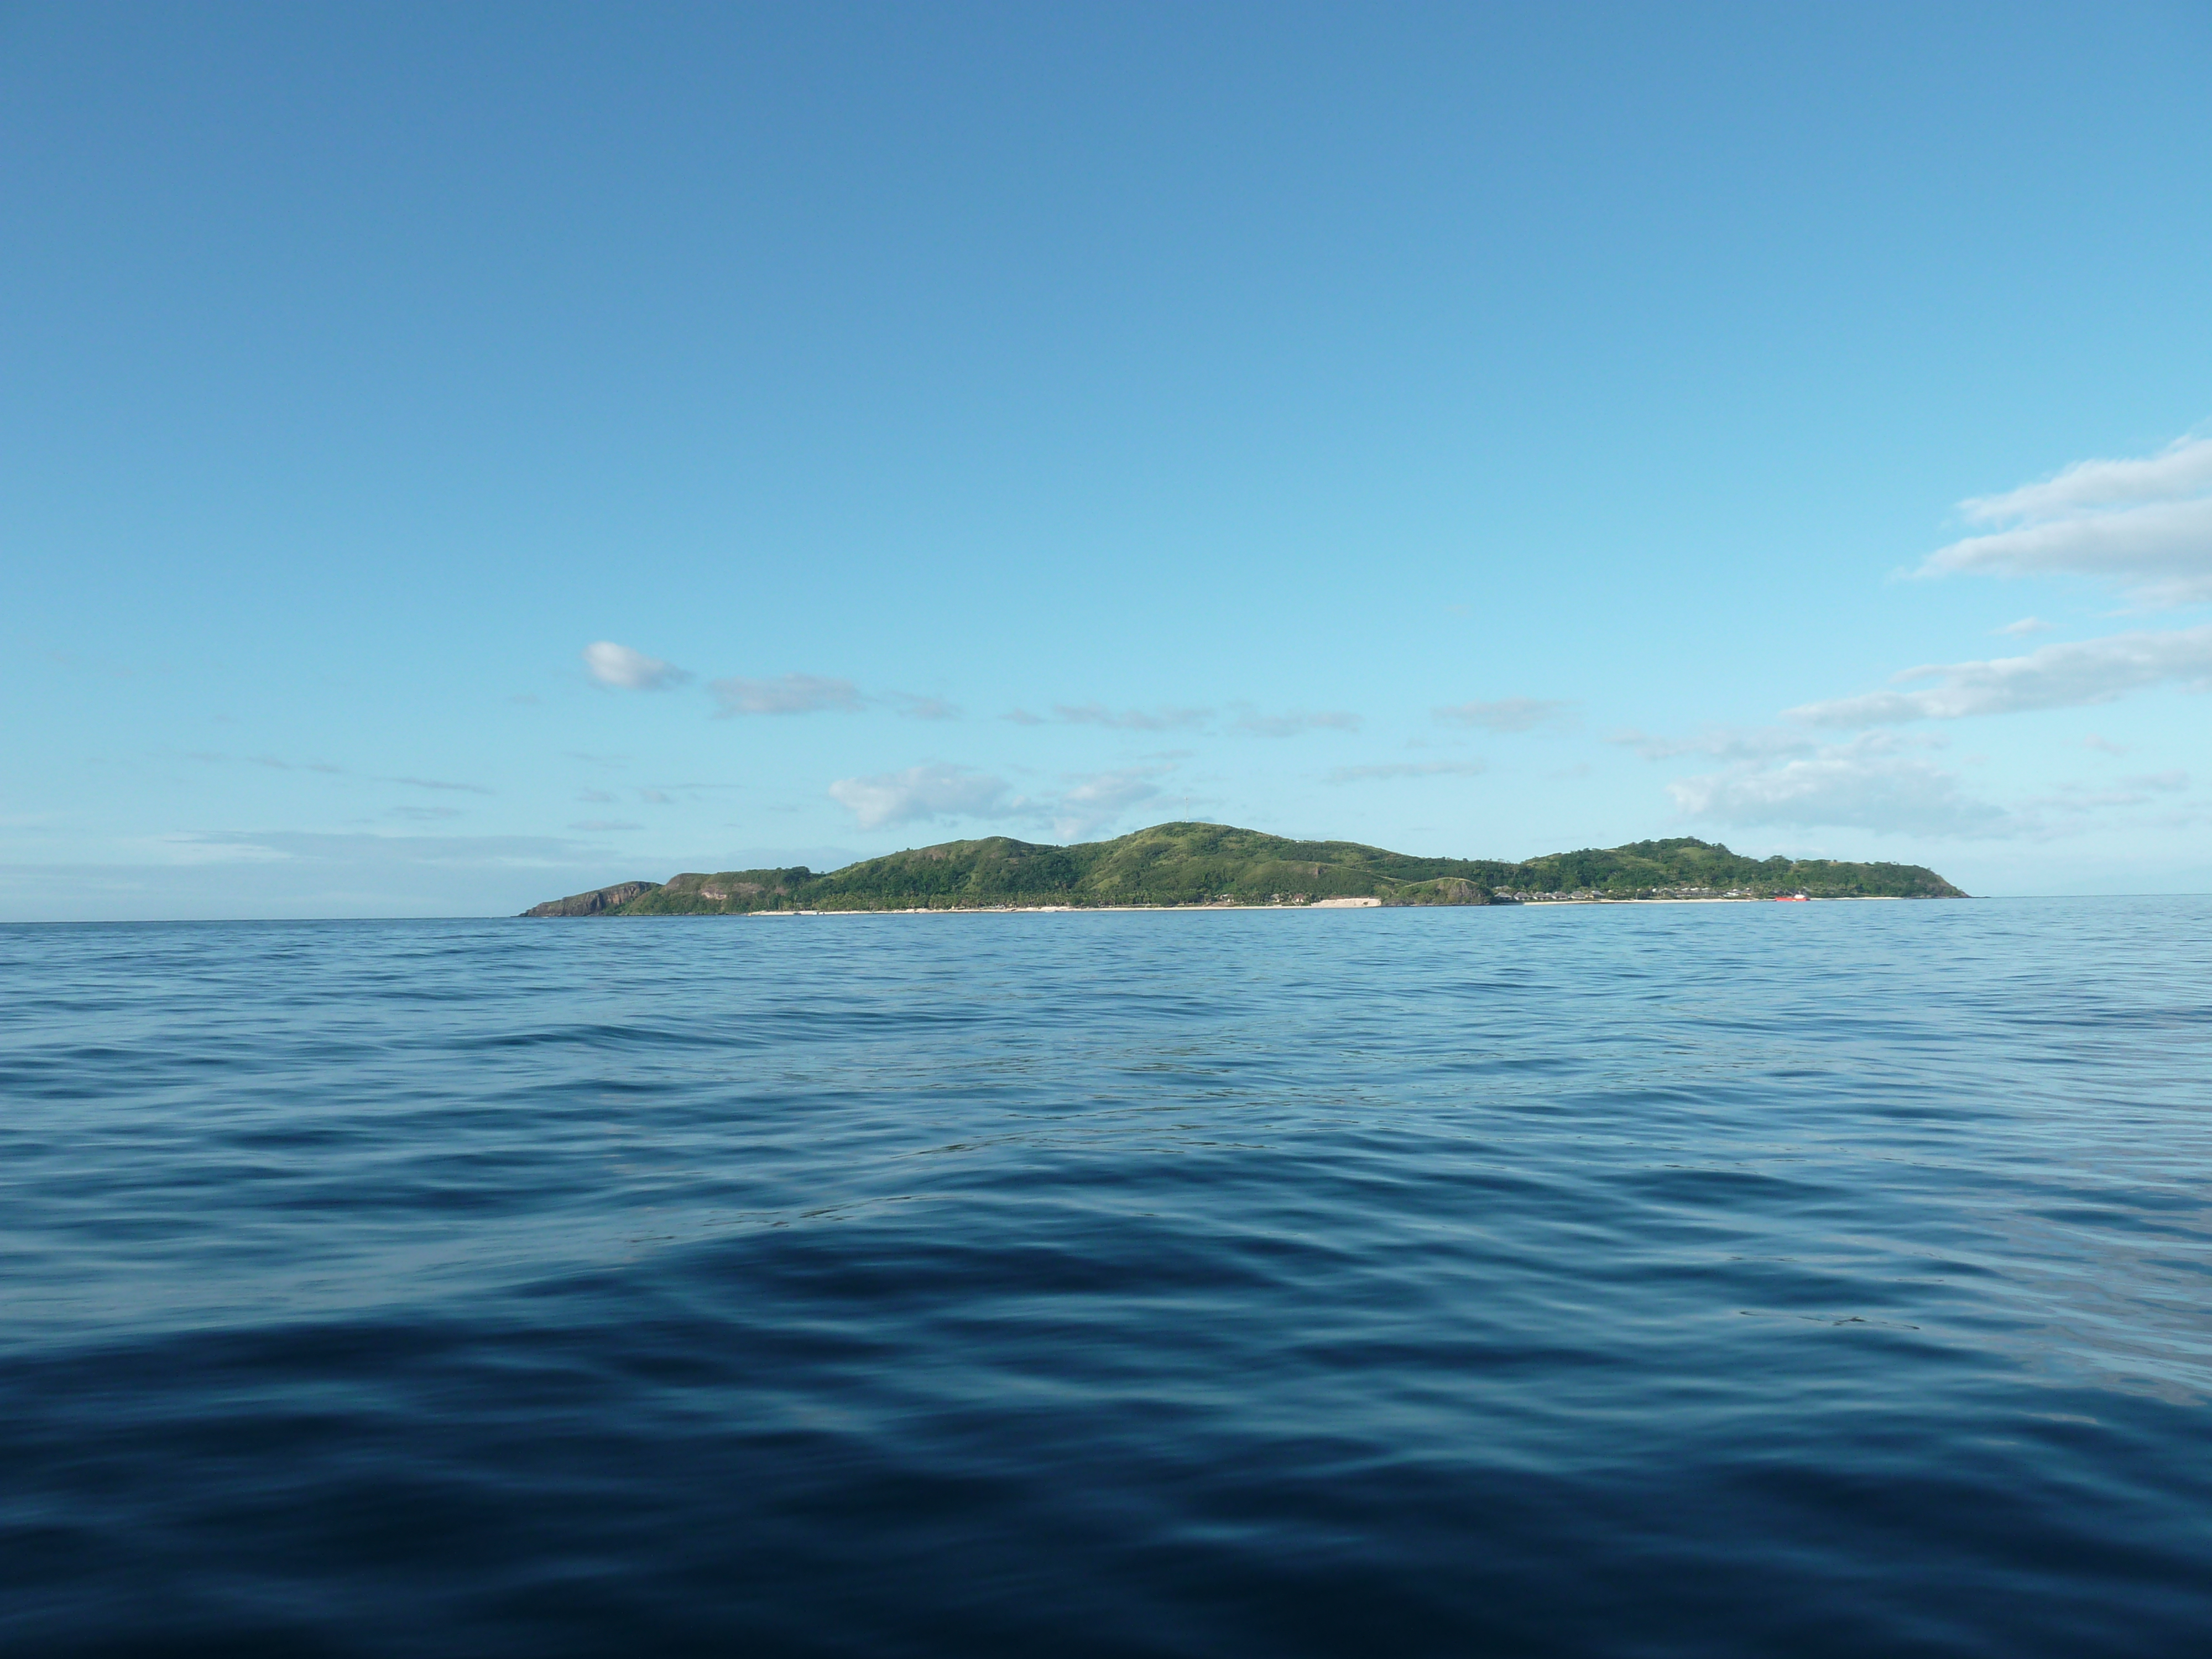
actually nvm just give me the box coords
[522,823,1965,915]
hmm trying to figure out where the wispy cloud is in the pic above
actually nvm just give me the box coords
[1921,433,2212,608]
[2082,734,2131,755]
[1434,697,1575,733]
[390,776,495,795]
[828,764,1012,830]
[184,752,344,774]
[584,641,690,690]
[1007,702,1212,731]
[893,693,962,721]
[1961,435,2212,522]
[711,674,864,716]
[2020,771,2194,817]
[826,761,1178,840]
[254,754,341,773]
[2125,769,2189,792]
[1608,726,1815,762]
[1786,624,2212,727]
[569,819,644,832]
[1232,706,1361,738]
[1669,733,2011,837]
[171,831,601,867]
[1996,616,2053,637]
[1049,767,1168,839]
[1326,760,1486,784]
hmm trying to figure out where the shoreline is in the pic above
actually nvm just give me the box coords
[734,894,1917,916]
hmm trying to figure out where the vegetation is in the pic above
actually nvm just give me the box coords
[524,823,1964,915]
[1499,837,1965,899]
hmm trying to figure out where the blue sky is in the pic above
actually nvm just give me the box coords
[6,2,2211,918]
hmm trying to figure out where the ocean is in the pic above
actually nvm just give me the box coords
[3,900,2208,1655]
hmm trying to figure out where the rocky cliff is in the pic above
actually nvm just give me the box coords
[520,881,662,917]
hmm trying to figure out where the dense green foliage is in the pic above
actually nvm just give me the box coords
[1501,837,1966,899]
[528,823,1963,915]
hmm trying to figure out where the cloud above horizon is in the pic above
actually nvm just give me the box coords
[1609,726,1816,763]
[170,830,607,867]
[1434,697,1574,733]
[1919,433,2212,607]
[1326,760,1486,784]
[584,641,690,690]
[1048,767,1168,839]
[893,693,962,721]
[1231,706,1362,738]
[1615,440,2212,845]
[827,763,1011,830]
[1787,624,2212,727]
[826,761,1178,840]
[711,673,865,716]
[1668,733,2011,838]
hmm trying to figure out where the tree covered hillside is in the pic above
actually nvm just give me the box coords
[1499,837,1966,899]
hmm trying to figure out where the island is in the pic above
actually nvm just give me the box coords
[522,822,1965,915]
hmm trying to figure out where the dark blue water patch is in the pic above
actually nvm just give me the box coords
[2,900,2209,1655]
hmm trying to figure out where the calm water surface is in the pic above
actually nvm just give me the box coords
[2,900,2208,1655]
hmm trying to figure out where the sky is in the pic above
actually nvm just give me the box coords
[6,1,2211,919]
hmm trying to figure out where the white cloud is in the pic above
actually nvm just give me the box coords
[1669,733,2010,837]
[893,694,962,721]
[1996,617,2053,636]
[1787,624,2212,727]
[1960,435,2212,523]
[1921,434,2212,607]
[828,764,1011,830]
[827,760,1177,841]
[711,674,864,716]
[1326,761,1486,783]
[1233,707,1362,738]
[1609,726,1815,762]
[1050,767,1166,839]
[1434,697,1574,733]
[584,641,690,690]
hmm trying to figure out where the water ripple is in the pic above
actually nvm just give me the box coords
[1,900,2208,1655]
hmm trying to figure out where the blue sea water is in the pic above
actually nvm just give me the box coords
[2,900,2208,1656]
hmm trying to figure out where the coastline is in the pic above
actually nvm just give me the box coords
[733,894,1916,916]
